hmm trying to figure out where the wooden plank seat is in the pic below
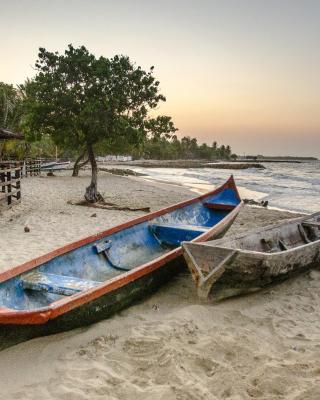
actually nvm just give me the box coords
[203,202,236,211]
[301,221,320,238]
[302,221,320,228]
[298,224,311,244]
[149,222,209,247]
[21,271,101,296]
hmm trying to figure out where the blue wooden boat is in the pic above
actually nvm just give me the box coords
[0,176,242,350]
[41,161,71,171]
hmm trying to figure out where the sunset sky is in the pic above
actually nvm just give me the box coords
[1,0,319,156]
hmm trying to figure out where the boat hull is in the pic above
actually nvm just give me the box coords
[183,212,320,301]
[0,255,181,350]
[0,224,233,351]
[184,240,320,301]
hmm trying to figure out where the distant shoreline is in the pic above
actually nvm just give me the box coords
[97,157,319,169]
[99,159,265,169]
[239,156,318,161]
[236,158,318,163]
[237,159,302,164]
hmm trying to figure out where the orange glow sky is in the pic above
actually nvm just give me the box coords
[1,0,319,156]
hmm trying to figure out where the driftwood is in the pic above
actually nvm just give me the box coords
[244,198,268,207]
[68,199,150,213]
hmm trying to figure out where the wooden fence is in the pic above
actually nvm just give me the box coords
[22,159,41,177]
[0,163,21,207]
[0,159,43,208]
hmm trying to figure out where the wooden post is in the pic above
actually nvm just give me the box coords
[0,170,4,193]
[0,164,22,207]
[15,167,21,201]
[6,169,12,205]
[24,159,41,177]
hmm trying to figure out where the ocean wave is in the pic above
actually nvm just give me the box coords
[130,162,320,213]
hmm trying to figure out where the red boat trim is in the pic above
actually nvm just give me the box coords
[0,176,243,325]
[0,309,52,325]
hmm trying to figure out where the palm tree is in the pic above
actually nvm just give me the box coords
[0,83,23,129]
[0,83,24,159]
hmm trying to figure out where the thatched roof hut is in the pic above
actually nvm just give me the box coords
[0,128,24,140]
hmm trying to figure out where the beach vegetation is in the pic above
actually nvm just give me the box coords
[0,82,23,130]
[137,135,234,160]
[0,82,24,159]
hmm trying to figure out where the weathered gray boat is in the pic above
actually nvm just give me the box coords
[182,212,320,300]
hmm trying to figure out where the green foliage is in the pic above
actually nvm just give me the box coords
[0,82,25,160]
[23,45,176,151]
[0,134,72,161]
[0,82,24,130]
[0,79,71,159]
[139,135,233,160]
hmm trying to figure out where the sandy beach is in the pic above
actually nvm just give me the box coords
[0,171,319,400]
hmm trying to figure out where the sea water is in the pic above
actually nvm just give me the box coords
[130,161,320,214]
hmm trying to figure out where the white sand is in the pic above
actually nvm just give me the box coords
[0,171,319,400]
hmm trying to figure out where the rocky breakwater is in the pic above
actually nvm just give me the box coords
[113,159,266,169]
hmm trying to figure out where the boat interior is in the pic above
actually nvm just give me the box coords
[0,186,241,311]
[211,214,320,254]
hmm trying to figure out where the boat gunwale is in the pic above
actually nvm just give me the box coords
[185,238,320,258]
[0,176,242,325]
[182,211,320,258]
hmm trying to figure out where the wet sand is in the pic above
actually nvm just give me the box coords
[0,171,319,400]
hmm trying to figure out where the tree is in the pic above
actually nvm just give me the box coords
[198,143,211,159]
[0,83,25,159]
[219,145,226,158]
[225,145,232,159]
[0,83,23,130]
[181,136,192,158]
[72,149,89,177]
[23,45,176,202]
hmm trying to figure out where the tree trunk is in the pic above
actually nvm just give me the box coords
[0,142,4,161]
[85,144,103,203]
[72,150,89,177]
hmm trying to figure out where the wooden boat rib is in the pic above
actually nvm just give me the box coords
[0,176,242,350]
[182,211,320,300]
